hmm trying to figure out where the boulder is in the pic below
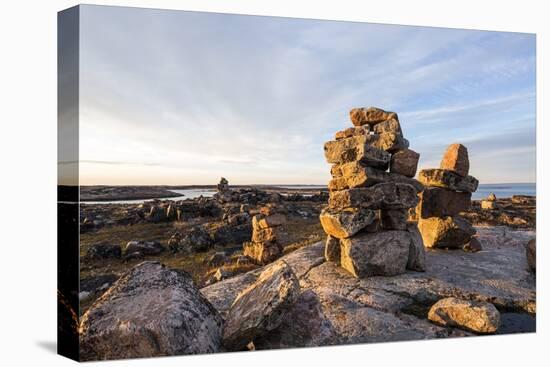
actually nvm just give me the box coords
[335,126,369,140]
[406,224,426,271]
[124,240,164,257]
[440,143,469,177]
[319,207,376,238]
[463,237,482,253]
[428,297,500,334]
[325,235,341,263]
[85,243,121,260]
[390,149,419,177]
[380,208,408,230]
[180,227,213,252]
[340,230,410,277]
[80,262,223,360]
[147,205,167,223]
[206,252,228,268]
[332,162,423,191]
[418,169,479,193]
[324,136,391,167]
[526,239,536,272]
[417,187,471,218]
[328,182,419,211]
[243,241,282,265]
[349,107,397,126]
[418,216,476,248]
[222,261,300,351]
[372,118,402,135]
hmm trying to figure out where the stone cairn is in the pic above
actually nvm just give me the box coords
[416,144,480,250]
[243,205,287,265]
[481,193,498,210]
[320,107,426,278]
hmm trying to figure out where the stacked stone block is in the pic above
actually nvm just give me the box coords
[243,205,286,264]
[320,107,426,277]
[417,144,479,249]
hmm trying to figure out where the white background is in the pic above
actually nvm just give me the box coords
[0,0,547,366]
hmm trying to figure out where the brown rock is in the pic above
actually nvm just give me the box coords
[253,213,287,229]
[340,230,410,277]
[417,187,471,218]
[440,143,470,177]
[418,216,476,248]
[526,239,536,272]
[328,183,418,211]
[243,241,282,265]
[328,177,348,191]
[376,133,409,153]
[428,297,500,334]
[349,107,397,126]
[320,207,376,238]
[481,200,498,210]
[325,235,341,263]
[335,126,369,140]
[406,224,426,271]
[335,161,423,191]
[390,149,420,177]
[372,118,402,135]
[324,135,391,167]
[463,237,482,253]
[487,193,497,201]
[380,208,408,230]
[418,168,479,193]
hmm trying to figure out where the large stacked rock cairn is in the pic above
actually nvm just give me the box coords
[243,205,287,265]
[320,107,426,278]
[417,143,479,249]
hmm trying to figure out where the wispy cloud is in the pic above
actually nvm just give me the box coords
[73,5,536,185]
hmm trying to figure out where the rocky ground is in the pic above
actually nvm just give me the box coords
[202,225,535,349]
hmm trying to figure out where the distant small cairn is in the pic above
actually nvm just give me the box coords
[481,192,498,210]
[416,144,480,251]
[320,106,426,278]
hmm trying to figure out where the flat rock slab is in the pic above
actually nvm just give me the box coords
[201,226,535,348]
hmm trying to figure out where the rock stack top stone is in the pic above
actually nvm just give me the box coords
[321,106,425,277]
[440,143,469,177]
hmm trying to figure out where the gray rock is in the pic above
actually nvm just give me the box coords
[417,187,471,218]
[319,207,376,238]
[85,243,121,260]
[428,297,500,334]
[340,230,410,277]
[380,208,408,230]
[207,252,228,268]
[526,239,536,272]
[222,261,300,351]
[124,240,164,257]
[325,235,341,263]
[418,169,479,193]
[328,182,419,211]
[418,216,476,248]
[80,262,223,360]
[390,148,419,177]
[406,224,426,272]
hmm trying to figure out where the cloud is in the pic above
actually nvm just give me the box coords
[75,5,536,185]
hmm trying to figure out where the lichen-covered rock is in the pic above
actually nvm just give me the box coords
[526,239,536,272]
[324,136,391,167]
[319,207,376,238]
[332,162,423,191]
[80,262,223,360]
[406,224,426,272]
[390,149,419,177]
[328,182,419,211]
[418,169,479,193]
[349,107,397,126]
[428,297,500,334]
[124,240,164,257]
[418,216,476,248]
[440,143,470,177]
[340,230,410,277]
[253,213,286,229]
[222,261,300,351]
[373,117,402,135]
[417,187,471,218]
[335,126,369,140]
[325,235,341,263]
[85,243,121,260]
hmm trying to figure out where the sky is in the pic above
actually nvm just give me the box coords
[67,5,535,185]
